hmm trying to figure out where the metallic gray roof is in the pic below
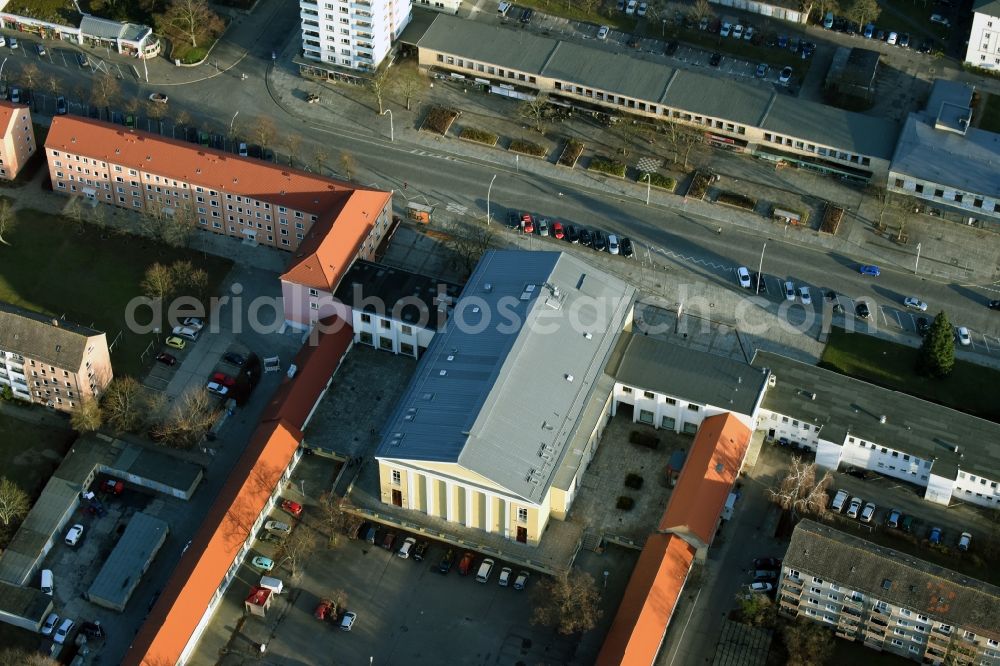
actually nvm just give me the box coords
[87,512,169,611]
[786,520,1000,637]
[418,14,899,158]
[607,333,766,416]
[974,0,1000,18]
[376,250,634,503]
[79,15,127,40]
[752,350,1000,480]
[890,114,1000,197]
[0,301,103,369]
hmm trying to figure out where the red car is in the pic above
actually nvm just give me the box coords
[103,479,124,495]
[314,599,333,620]
[458,552,475,575]
[156,353,176,366]
[521,214,534,234]
[281,499,303,517]
[210,372,236,388]
[552,221,565,240]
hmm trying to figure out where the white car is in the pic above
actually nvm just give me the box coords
[744,25,755,41]
[498,566,512,586]
[597,25,610,40]
[846,497,862,519]
[181,316,205,330]
[748,581,773,593]
[903,297,927,311]
[798,286,811,305]
[625,0,636,14]
[737,266,751,289]
[958,531,972,551]
[65,523,84,546]
[54,618,75,644]
[779,66,793,84]
[887,31,898,45]
[860,502,876,523]
[206,382,229,397]
[637,2,647,16]
[784,281,796,301]
[264,520,292,535]
[956,326,971,346]
[41,612,60,636]
[720,21,732,37]
[396,537,416,559]
[514,570,530,590]
[340,610,356,631]
[732,23,744,39]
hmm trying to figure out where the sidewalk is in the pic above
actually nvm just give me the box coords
[265,61,1000,284]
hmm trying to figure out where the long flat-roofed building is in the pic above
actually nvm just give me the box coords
[374,250,635,545]
[779,520,1000,663]
[44,116,393,256]
[752,350,1000,510]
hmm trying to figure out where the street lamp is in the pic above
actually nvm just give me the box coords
[914,242,921,274]
[756,241,767,292]
[661,18,666,37]
[229,110,239,132]
[643,173,651,206]
[382,109,393,142]
[486,174,497,225]
[0,58,8,86]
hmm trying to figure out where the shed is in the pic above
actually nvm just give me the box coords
[86,512,169,612]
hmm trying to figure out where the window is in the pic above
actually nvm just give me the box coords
[664,397,677,405]
[401,325,413,335]
[360,313,371,323]
[687,404,699,412]
[308,288,319,297]
[391,470,401,485]
[517,507,528,522]
[643,391,655,399]
[621,386,633,394]
[380,320,390,330]
[812,577,823,584]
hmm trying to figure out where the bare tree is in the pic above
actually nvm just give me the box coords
[140,202,195,247]
[313,148,329,175]
[691,0,714,20]
[531,569,603,635]
[782,617,835,666]
[329,588,349,617]
[616,120,641,157]
[339,151,357,180]
[64,196,86,233]
[766,456,833,520]
[518,94,550,134]
[444,223,497,279]
[150,387,222,448]
[251,116,277,150]
[284,135,302,167]
[0,648,59,666]
[146,100,168,128]
[393,67,425,111]
[318,493,363,548]
[171,259,210,301]
[0,478,29,527]
[102,377,148,432]
[141,263,176,301]
[21,63,40,90]
[368,66,393,115]
[156,0,225,48]
[90,74,121,110]
[176,109,192,130]
[71,398,103,433]
[0,199,16,245]
[44,74,60,98]
[277,526,319,577]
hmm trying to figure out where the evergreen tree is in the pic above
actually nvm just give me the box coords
[917,311,955,378]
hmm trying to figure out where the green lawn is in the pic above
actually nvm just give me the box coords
[820,327,1000,423]
[978,93,1000,133]
[0,209,232,378]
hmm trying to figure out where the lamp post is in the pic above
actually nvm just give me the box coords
[661,18,666,37]
[914,242,921,274]
[756,241,767,292]
[486,174,497,225]
[515,154,519,173]
[382,109,394,142]
[229,110,239,132]
[0,58,8,86]
[644,173,651,206]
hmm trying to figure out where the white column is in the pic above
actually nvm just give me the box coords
[499,497,509,539]
[445,481,455,522]
[425,475,435,516]
[406,469,415,510]
[484,493,493,534]
[464,487,473,527]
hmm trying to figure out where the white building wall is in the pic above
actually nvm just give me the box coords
[965,11,1000,70]
[924,473,955,506]
[755,409,822,451]
[612,382,754,434]
[412,0,461,13]
[952,469,1000,508]
[814,440,843,470]
[887,170,1000,223]
[301,0,411,72]
[352,310,434,357]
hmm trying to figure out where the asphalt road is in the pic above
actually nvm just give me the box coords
[2,20,999,358]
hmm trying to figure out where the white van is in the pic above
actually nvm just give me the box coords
[475,558,495,583]
[497,1,511,15]
[40,569,53,596]
[259,576,283,594]
[172,325,200,341]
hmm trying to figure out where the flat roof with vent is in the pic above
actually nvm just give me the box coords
[375,250,635,504]
[333,260,462,325]
[751,350,1000,480]
[784,520,1000,638]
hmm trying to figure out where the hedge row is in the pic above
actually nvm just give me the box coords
[558,139,584,167]
[509,139,547,157]
[459,127,499,146]
[589,156,627,178]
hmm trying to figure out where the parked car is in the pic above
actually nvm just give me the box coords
[902,297,927,311]
[578,228,593,247]
[76,52,88,67]
[798,286,811,305]
[439,548,456,573]
[823,11,834,28]
[709,52,722,67]
[314,599,334,620]
[988,299,1000,310]
[36,43,47,56]
[521,214,534,234]
[181,316,204,330]
[514,570,530,590]
[744,25,755,41]
[56,96,67,115]
[720,21,732,37]
[413,541,429,562]
[80,621,105,640]
[929,13,951,26]
[597,25,610,40]
[552,221,565,239]
[281,499,302,517]
[65,524,84,546]
[855,302,871,320]
[664,40,679,55]
[748,581,773,593]
[397,537,417,559]
[498,566,512,586]
[103,479,124,495]
[753,557,782,570]
[886,509,901,528]
[625,0,636,14]
[899,32,910,48]
[863,22,875,38]
[565,225,579,243]
[860,501,876,522]
[264,520,291,535]
[165,336,186,350]
[458,551,475,575]
[206,382,229,397]
[752,272,767,294]
[831,489,850,512]
[519,7,533,22]
[608,234,620,255]
[784,281,796,301]
[537,218,549,236]
[737,266,752,288]
[381,532,396,550]
[732,23,744,39]
[41,612,60,636]
[928,526,942,544]
[958,532,972,551]
[956,326,971,346]
[340,611,357,631]
[637,2,647,16]
[8,37,17,49]
[476,558,495,583]
[887,31,898,45]
[620,237,634,257]
[916,317,930,336]
[156,352,177,366]
[223,352,247,367]
[779,66,793,84]
[54,618,75,644]
[753,569,778,581]
[210,372,237,388]
[755,63,769,78]
[252,556,274,571]
[9,87,20,104]
[846,497,862,519]
[592,230,608,251]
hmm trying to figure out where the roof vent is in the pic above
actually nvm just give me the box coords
[287,364,298,379]
[715,463,724,473]
[565,374,574,382]
[767,374,777,387]
[438,370,447,376]
[881,579,892,590]
[879,415,887,424]
[146,155,151,161]
[584,332,593,340]
[446,354,455,362]
[115,148,121,154]
[472,306,480,313]
[483,283,493,292]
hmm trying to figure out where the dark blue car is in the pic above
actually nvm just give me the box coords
[859,264,881,276]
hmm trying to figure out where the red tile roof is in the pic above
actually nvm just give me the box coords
[123,318,354,666]
[44,116,390,220]
[658,413,751,545]
[595,534,695,666]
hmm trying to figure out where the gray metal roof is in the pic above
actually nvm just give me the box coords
[376,250,634,503]
[334,260,462,325]
[0,580,51,628]
[79,15,126,40]
[418,14,899,159]
[87,512,169,612]
[607,333,767,416]
[0,301,103,369]
[751,350,1000,480]
[786,520,1000,638]
[974,0,1000,18]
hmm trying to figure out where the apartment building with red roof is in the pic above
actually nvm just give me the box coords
[43,116,393,260]
[0,101,36,180]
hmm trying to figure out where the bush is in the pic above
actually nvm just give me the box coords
[558,139,584,167]
[588,156,627,178]
[716,192,757,210]
[641,172,675,191]
[509,139,547,157]
[458,127,499,146]
[686,171,713,199]
[820,204,844,235]
[616,496,635,511]
[178,47,209,64]
[422,106,460,135]
[629,430,660,450]
[624,473,644,490]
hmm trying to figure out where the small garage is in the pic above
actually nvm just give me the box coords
[86,512,169,612]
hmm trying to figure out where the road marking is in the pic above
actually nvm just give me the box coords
[445,202,468,215]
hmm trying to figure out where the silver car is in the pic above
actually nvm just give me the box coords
[846,497,862,519]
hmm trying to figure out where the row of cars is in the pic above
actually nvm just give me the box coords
[830,490,974,551]
[744,556,782,595]
[822,11,941,53]
[507,210,635,257]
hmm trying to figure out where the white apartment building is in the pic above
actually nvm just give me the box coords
[965,0,1000,70]
[300,0,411,79]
